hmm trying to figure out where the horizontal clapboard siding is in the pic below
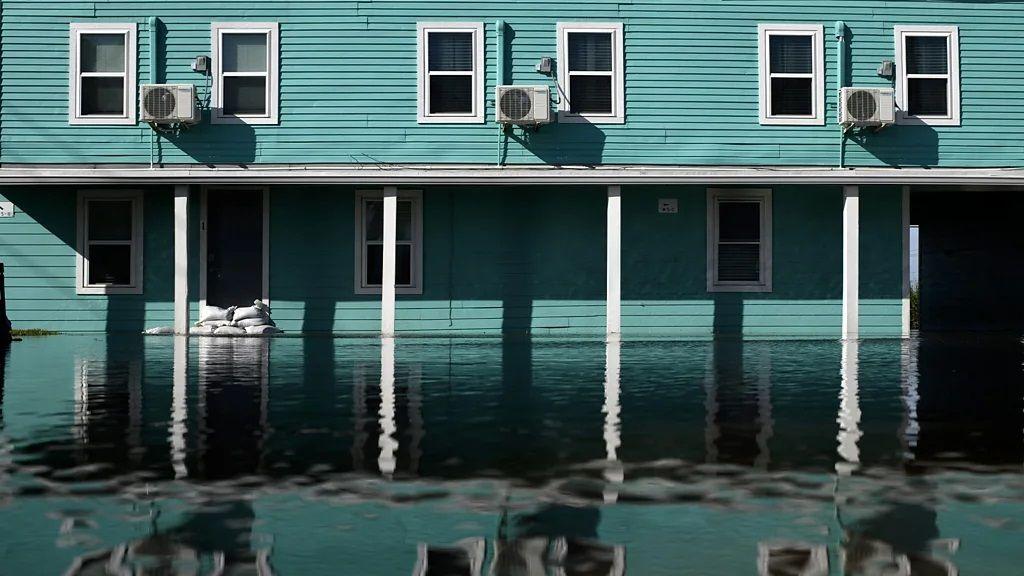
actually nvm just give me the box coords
[0,184,903,336]
[1,1,1022,166]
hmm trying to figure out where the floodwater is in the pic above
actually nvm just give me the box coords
[0,335,1022,575]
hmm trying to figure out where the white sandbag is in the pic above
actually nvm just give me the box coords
[235,316,275,328]
[233,304,269,322]
[189,325,215,335]
[245,325,282,335]
[197,319,234,328]
[143,326,175,335]
[213,325,247,336]
[253,299,270,313]
[199,305,236,323]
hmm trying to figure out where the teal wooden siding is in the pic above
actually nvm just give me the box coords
[0,185,903,337]
[1,1,1023,167]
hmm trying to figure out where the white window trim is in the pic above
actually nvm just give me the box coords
[894,25,961,126]
[76,190,144,295]
[68,23,137,126]
[556,22,625,124]
[757,24,825,126]
[416,22,485,124]
[707,188,773,293]
[354,190,424,295]
[211,22,280,125]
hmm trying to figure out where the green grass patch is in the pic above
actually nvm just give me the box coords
[10,328,60,337]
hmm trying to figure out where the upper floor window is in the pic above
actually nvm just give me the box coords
[895,25,960,126]
[354,190,423,295]
[707,188,772,293]
[556,22,625,123]
[416,23,484,123]
[69,23,137,125]
[758,24,824,125]
[76,190,144,295]
[211,22,279,124]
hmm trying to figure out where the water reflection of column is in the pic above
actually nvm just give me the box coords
[754,347,773,469]
[127,360,142,466]
[378,337,398,477]
[837,340,862,475]
[603,337,623,503]
[170,336,189,479]
[73,358,89,443]
[899,338,920,461]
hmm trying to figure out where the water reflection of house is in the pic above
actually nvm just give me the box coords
[757,542,828,576]
[66,501,273,576]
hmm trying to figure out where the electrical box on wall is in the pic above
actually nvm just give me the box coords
[658,199,678,214]
[0,202,14,218]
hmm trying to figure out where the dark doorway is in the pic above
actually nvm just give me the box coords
[206,189,265,308]
[913,189,1024,332]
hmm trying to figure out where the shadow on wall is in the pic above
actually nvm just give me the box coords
[160,113,257,165]
[507,119,607,166]
[712,293,745,338]
[849,124,939,167]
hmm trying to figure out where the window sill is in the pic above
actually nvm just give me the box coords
[557,111,624,124]
[895,114,960,127]
[417,114,485,124]
[69,116,137,126]
[708,284,772,294]
[759,116,825,126]
[77,285,143,296]
[355,286,424,296]
[211,114,279,126]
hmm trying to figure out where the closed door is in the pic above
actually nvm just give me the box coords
[206,190,264,308]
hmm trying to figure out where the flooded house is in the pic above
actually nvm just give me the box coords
[1,1,1021,338]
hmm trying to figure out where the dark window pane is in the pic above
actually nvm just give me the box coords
[906,36,948,75]
[88,200,133,241]
[81,34,125,73]
[365,200,383,241]
[569,75,612,114]
[223,76,267,115]
[222,33,267,73]
[568,32,612,71]
[769,35,812,74]
[88,244,132,285]
[719,202,761,242]
[81,77,124,115]
[365,245,413,287]
[770,77,813,116]
[428,32,473,72]
[429,75,473,114]
[397,201,413,242]
[718,244,761,283]
[366,244,383,286]
[908,78,948,116]
[396,244,412,286]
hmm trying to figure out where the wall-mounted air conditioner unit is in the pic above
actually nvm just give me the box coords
[496,85,551,125]
[840,87,895,127]
[140,84,200,124]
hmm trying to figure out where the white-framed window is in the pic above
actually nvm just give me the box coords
[354,190,423,295]
[894,25,960,126]
[556,22,625,123]
[757,24,825,125]
[707,189,772,293]
[416,22,485,123]
[68,23,137,125]
[76,190,144,295]
[211,22,279,125]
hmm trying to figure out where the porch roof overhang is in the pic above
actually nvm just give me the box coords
[3,164,1024,186]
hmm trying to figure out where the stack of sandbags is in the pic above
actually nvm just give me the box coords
[190,300,282,336]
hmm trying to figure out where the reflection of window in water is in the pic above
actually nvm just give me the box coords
[73,357,142,459]
[757,542,828,576]
[414,538,485,576]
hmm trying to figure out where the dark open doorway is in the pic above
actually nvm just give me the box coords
[203,188,268,308]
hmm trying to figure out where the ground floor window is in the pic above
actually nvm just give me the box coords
[76,190,144,295]
[354,190,423,295]
[707,188,772,292]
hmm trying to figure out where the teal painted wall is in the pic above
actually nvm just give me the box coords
[1,1,1022,167]
[0,184,904,337]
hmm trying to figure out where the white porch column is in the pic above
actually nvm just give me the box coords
[173,185,190,335]
[842,186,859,339]
[606,186,622,337]
[901,186,911,338]
[381,186,398,337]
